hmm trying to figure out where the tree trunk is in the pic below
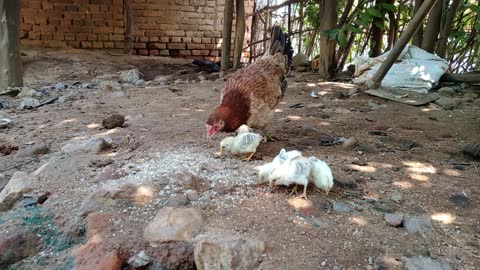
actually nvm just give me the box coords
[318,0,338,79]
[370,0,439,89]
[0,0,23,90]
[298,2,304,53]
[412,0,424,46]
[421,0,443,52]
[385,9,397,51]
[123,0,133,54]
[249,1,257,64]
[435,0,461,58]
[221,0,234,71]
[233,0,245,70]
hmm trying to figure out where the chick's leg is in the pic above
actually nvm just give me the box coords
[241,152,255,161]
[288,185,298,195]
[296,184,308,200]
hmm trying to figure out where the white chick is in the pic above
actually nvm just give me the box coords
[258,148,303,182]
[220,132,263,161]
[268,156,312,199]
[308,157,334,195]
[235,124,253,135]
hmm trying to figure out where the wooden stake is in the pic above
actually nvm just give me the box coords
[221,0,234,71]
[0,0,23,89]
[233,0,245,70]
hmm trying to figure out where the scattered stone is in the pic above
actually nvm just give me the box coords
[172,172,204,191]
[384,213,404,227]
[15,143,49,157]
[0,172,38,211]
[334,178,357,189]
[463,143,480,159]
[58,92,81,103]
[61,137,109,154]
[109,183,155,204]
[0,143,18,155]
[404,256,451,270]
[144,207,204,243]
[463,93,478,100]
[342,137,359,149]
[72,241,123,270]
[147,242,195,270]
[55,82,67,90]
[0,228,41,266]
[296,66,308,72]
[449,193,470,208]
[453,164,465,170]
[105,91,125,99]
[379,137,422,151]
[185,190,199,201]
[373,256,402,270]
[194,233,265,270]
[332,201,353,213]
[292,53,309,69]
[404,217,433,236]
[437,87,456,97]
[120,69,142,84]
[167,194,189,206]
[18,87,43,99]
[102,113,125,129]
[198,75,206,81]
[435,97,461,110]
[0,118,13,129]
[134,79,145,86]
[18,97,40,110]
[127,250,150,268]
[389,192,404,204]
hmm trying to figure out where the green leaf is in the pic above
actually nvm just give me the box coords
[380,3,396,12]
[323,28,339,40]
[347,25,363,34]
[475,23,480,31]
[367,7,383,18]
[374,20,385,30]
[337,32,347,47]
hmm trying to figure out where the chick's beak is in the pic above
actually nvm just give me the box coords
[219,147,224,154]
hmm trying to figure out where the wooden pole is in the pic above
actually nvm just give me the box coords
[221,0,234,71]
[233,0,245,70]
[368,0,439,89]
[123,0,133,54]
[0,0,23,89]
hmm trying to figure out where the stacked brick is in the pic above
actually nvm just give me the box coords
[20,0,254,60]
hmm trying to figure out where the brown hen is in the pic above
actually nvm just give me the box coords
[206,25,293,139]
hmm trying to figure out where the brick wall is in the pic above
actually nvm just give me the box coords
[20,0,254,60]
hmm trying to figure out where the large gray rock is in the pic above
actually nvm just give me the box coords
[16,143,49,157]
[384,213,404,227]
[17,87,43,99]
[61,137,109,154]
[0,172,38,211]
[120,69,142,84]
[102,113,125,129]
[18,98,40,110]
[194,233,265,270]
[292,53,309,68]
[435,98,461,110]
[144,207,204,243]
[404,217,433,236]
[404,256,451,270]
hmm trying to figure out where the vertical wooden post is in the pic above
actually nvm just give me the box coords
[369,0,439,89]
[249,1,257,64]
[221,0,234,71]
[233,0,245,70]
[123,0,133,54]
[0,0,23,89]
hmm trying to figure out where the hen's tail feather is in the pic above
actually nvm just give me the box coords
[269,25,293,72]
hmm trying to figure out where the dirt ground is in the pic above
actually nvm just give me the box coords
[1,49,479,269]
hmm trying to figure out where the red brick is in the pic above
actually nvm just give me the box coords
[109,35,124,41]
[81,41,93,48]
[34,17,47,25]
[21,24,33,31]
[64,34,76,41]
[41,33,53,40]
[76,33,88,41]
[92,42,104,48]
[167,43,186,50]
[114,41,124,48]
[42,40,67,48]
[133,43,146,49]
[98,34,109,41]
[179,50,191,56]
[149,49,160,56]
[104,42,115,48]
[33,25,56,32]
[53,33,65,40]
[88,34,98,41]
[187,43,205,49]
[148,43,166,49]
[28,32,41,40]
[67,41,81,47]
[137,49,148,55]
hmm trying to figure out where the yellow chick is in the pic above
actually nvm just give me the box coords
[235,124,253,135]
[258,148,302,182]
[268,155,312,199]
[220,132,263,161]
[308,157,334,195]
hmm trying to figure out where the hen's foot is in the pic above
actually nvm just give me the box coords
[288,185,299,195]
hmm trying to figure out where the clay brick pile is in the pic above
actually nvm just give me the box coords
[20,0,254,60]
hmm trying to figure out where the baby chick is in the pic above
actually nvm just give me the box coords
[220,132,263,161]
[258,148,302,182]
[308,157,334,195]
[268,155,312,200]
[235,124,253,135]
